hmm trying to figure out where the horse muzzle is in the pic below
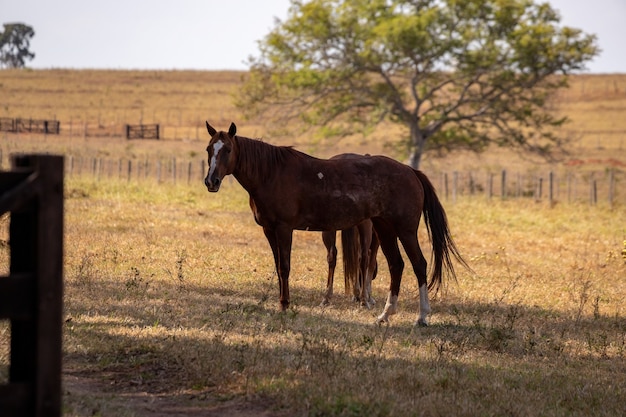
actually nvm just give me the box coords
[205,175,221,192]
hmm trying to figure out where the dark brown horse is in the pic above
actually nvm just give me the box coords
[320,219,379,307]
[204,122,467,325]
[320,154,380,308]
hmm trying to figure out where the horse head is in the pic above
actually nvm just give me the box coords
[204,121,238,192]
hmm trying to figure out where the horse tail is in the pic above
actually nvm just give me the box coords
[413,169,470,293]
[341,226,360,295]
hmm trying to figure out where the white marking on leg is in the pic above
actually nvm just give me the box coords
[208,140,224,179]
[376,292,398,323]
[416,283,431,326]
[320,285,333,306]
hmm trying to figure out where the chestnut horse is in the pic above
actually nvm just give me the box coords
[320,218,379,307]
[204,122,467,326]
[320,155,379,308]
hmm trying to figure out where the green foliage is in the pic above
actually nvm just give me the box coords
[237,0,598,167]
[0,23,35,69]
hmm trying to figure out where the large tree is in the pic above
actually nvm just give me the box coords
[0,23,35,69]
[236,0,599,168]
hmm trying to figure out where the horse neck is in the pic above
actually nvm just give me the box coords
[232,135,291,193]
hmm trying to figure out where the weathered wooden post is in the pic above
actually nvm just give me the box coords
[608,169,615,206]
[536,177,543,202]
[549,171,554,204]
[590,176,597,205]
[0,154,64,417]
[452,171,458,203]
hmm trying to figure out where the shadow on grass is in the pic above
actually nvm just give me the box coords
[63,276,626,417]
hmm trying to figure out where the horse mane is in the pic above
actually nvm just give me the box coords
[234,135,305,181]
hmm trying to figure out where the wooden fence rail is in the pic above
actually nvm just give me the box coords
[0,154,64,417]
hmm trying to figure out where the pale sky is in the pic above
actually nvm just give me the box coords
[1,0,624,73]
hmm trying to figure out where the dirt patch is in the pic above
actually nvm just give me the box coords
[63,371,291,417]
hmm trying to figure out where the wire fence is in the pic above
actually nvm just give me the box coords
[65,155,207,186]
[0,131,623,206]
[50,156,626,206]
[432,168,623,206]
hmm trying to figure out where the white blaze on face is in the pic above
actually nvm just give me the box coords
[208,140,224,179]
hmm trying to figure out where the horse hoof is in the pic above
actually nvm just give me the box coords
[376,315,388,325]
[319,300,330,307]
[416,319,428,327]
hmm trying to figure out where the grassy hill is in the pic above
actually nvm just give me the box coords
[1,69,625,159]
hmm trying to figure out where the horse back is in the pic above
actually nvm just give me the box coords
[289,155,423,229]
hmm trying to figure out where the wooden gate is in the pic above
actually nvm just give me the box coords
[125,123,160,139]
[0,154,64,417]
[0,118,61,134]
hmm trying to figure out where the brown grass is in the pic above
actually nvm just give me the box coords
[1,69,626,416]
[58,179,626,416]
[4,69,624,155]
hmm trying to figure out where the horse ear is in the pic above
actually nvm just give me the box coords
[228,122,237,137]
[206,121,217,136]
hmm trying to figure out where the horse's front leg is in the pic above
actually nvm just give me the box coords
[397,231,430,326]
[263,226,293,311]
[321,230,337,306]
[372,222,404,324]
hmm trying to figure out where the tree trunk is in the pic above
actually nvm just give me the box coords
[407,122,425,169]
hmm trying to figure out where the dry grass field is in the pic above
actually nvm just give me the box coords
[1,69,625,416]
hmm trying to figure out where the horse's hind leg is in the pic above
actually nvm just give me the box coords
[340,226,361,302]
[321,230,337,306]
[358,220,375,308]
[397,231,430,326]
[372,221,404,324]
[263,226,293,311]
[366,230,380,305]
